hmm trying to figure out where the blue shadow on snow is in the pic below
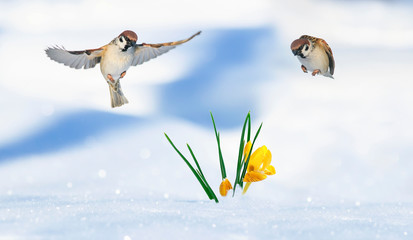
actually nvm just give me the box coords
[0,110,139,162]
[159,28,274,129]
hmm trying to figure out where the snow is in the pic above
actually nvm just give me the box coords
[1,0,413,239]
[1,196,412,240]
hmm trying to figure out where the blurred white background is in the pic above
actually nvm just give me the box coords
[1,0,413,239]
[0,1,413,237]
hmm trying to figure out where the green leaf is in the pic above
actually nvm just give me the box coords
[187,144,219,202]
[187,144,205,179]
[240,122,263,182]
[211,112,226,179]
[165,133,218,203]
[252,122,263,146]
[232,112,250,196]
[247,112,251,142]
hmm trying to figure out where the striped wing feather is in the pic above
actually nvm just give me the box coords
[45,46,104,69]
[131,31,201,66]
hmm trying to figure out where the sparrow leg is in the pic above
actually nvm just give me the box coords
[301,65,307,73]
[120,71,127,79]
[312,69,320,76]
[107,74,115,83]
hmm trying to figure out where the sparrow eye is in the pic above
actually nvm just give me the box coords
[119,37,124,43]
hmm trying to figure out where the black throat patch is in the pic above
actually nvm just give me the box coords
[122,45,130,52]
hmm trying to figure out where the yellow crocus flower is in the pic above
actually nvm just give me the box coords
[219,178,233,197]
[242,141,275,194]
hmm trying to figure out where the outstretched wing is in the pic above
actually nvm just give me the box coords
[318,39,335,75]
[45,46,105,69]
[131,31,201,66]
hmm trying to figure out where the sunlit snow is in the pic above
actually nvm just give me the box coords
[1,0,413,239]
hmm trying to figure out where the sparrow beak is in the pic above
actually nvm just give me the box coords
[125,40,136,49]
[292,49,299,56]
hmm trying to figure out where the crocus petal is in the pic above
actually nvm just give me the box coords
[264,165,276,175]
[219,178,233,197]
[249,145,268,171]
[243,171,267,182]
[243,141,252,159]
[260,149,272,171]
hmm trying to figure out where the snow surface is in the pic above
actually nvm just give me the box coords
[1,0,413,239]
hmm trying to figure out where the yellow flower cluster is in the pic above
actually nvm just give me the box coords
[166,112,276,202]
[242,141,276,194]
[219,141,276,196]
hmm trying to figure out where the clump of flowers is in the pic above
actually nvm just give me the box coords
[242,142,275,194]
[164,112,276,203]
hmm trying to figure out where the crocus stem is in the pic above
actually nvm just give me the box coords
[242,182,252,194]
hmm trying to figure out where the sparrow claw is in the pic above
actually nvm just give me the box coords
[312,69,320,76]
[107,74,115,83]
[120,71,126,79]
[301,65,307,73]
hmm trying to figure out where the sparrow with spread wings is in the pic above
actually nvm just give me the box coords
[46,30,201,108]
[290,35,335,79]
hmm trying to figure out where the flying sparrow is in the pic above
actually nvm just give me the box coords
[290,35,335,79]
[46,30,201,108]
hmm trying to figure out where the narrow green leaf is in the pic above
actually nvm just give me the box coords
[187,143,219,202]
[252,122,263,146]
[211,112,226,179]
[247,112,251,142]
[202,178,219,202]
[165,133,218,202]
[240,147,252,186]
[240,122,263,182]
[195,169,202,178]
[232,112,250,196]
[187,144,205,179]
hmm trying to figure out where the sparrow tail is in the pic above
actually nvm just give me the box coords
[108,83,129,108]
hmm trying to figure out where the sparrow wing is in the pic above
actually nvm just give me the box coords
[131,31,201,66]
[45,46,104,69]
[318,39,335,75]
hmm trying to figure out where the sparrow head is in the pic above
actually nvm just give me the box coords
[117,30,138,51]
[291,38,311,58]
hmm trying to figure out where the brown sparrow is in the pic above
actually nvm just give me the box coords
[290,35,335,79]
[46,30,201,108]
